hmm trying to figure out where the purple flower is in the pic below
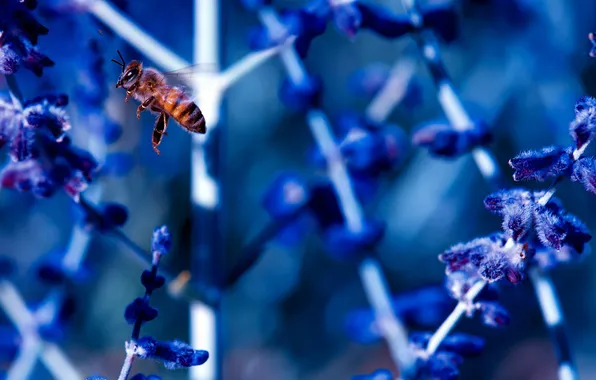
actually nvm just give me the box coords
[278,74,323,111]
[420,3,460,43]
[533,205,567,250]
[0,0,54,76]
[132,337,209,369]
[440,234,527,284]
[0,95,97,198]
[415,352,462,380]
[36,294,77,341]
[483,188,533,214]
[331,3,362,38]
[79,202,129,232]
[124,297,158,325]
[412,121,492,158]
[352,369,393,380]
[141,270,166,293]
[570,96,596,150]
[571,157,596,194]
[475,301,511,328]
[589,33,596,58]
[34,250,88,284]
[509,146,573,182]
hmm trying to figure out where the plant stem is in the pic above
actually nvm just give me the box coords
[424,280,486,356]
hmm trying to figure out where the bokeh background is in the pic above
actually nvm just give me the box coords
[2,0,596,379]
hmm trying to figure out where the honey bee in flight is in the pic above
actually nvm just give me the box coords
[112,51,206,154]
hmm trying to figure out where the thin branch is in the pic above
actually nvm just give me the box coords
[257,6,416,375]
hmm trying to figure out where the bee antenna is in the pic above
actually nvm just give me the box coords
[111,50,125,72]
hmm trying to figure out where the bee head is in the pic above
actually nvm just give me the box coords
[116,60,142,89]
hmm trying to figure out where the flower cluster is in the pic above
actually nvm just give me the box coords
[87,226,208,380]
[589,33,596,58]
[0,0,54,76]
[0,94,97,198]
[508,97,596,194]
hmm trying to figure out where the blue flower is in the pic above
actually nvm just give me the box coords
[323,218,385,261]
[475,301,511,328]
[141,270,166,293]
[239,0,272,11]
[36,294,77,342]
[570,96,596,150]
[0,95,97,198]
[357,2,414,38]
[0,0,54,76]
[417,351,462,380]
[440,233,526,284]
[571,157,596,194]
[330,3,361,38]
[124,297,158,325]
[79,201,129,232]
[0,325,20,362]
[509,146,573,182]
[152,225,172,255]
[352,368,393,380]
[132,337,209,369]
[278,74,323,111]
[589,33,596,58]
[533,205,567,250]
[262,172,310,219]
[34,250,88,284]
[412,120,492,158]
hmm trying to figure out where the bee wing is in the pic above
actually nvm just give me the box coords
[161,63,219,78]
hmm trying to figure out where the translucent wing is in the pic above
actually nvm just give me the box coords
[161,63,219,78]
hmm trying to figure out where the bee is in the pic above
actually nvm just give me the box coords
[112,51,206,154]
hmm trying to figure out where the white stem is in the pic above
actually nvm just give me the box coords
[365,59,416,123]
[425,280,486,356]
[307,110,364,232]
[6,337,42,380]
[89,0,189,71]
[117,349,135,380]
[0,281,81,380]
[359,258,415,373]
[218,38,295,91]
[190,0,220,379]
[529,267,562,327]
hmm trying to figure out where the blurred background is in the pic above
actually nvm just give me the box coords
[2,0,596,379]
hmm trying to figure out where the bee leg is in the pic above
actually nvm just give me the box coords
[125,82,138,102]
[137,96,155,119]
[152,113,169,155]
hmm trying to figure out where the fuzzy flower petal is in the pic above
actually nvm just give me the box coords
[533,205,567,250]
[412,121,491,158]
[570,96,596,150]
[509,146,573,182]
[133,337,209,369]
[476,301,511,328]
[152,225,172,255]
[571,157,596,194]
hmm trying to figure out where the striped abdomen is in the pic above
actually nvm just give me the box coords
[161,87,206,133]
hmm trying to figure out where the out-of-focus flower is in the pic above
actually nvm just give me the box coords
[78,200,129,232]
[352,368,393,380]
[130,337,209,369]
[410,332,485,380]
[35,293,77,341]
[278,74,323,111]
[509,146,573,182]
[97,152,135,177]
[249,7,327,58]
[356,2,414,38]
[0,325,20,363]
[34,250,89,284]
[347,63,390,97]
[589,33,596,58]
[412,120,492,158]
[0,95,97,198]
[475,301,511,328]
[125,297,158,325]
[0,0,54,76]
[323,218,385,260]
[345,286,454,344]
